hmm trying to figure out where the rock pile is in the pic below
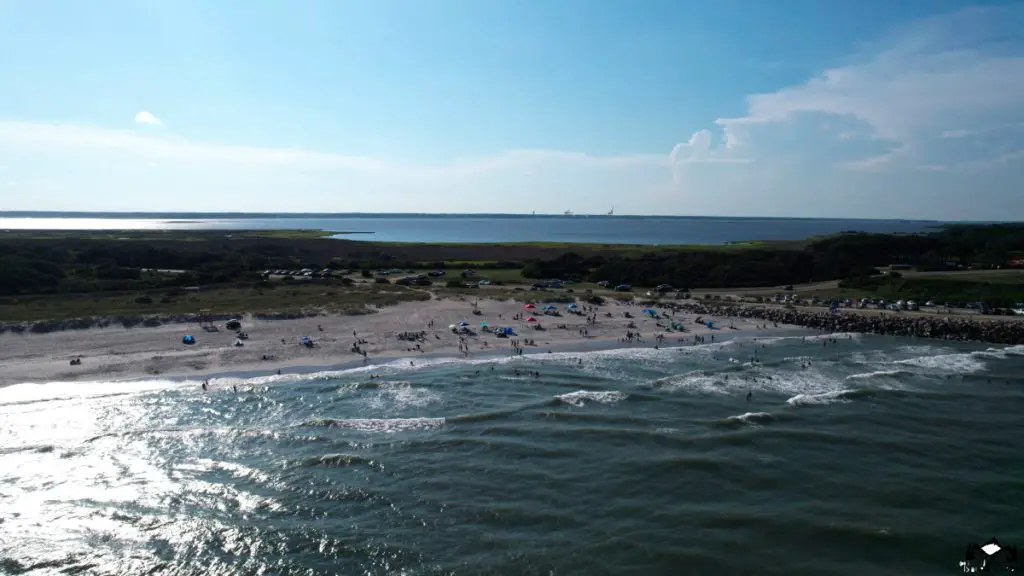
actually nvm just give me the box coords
[679,303,1024,345]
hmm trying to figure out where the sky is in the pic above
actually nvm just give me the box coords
[1,0,1023,219]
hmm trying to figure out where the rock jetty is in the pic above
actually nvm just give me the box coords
[679,302,1024,345]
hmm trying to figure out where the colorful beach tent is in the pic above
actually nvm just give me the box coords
[182,334,195,345]
[524,303,536,309]
[526,316,537,322]
[480,322,489,328]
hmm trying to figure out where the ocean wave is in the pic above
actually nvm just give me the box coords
[366,380,441,410]
[715,411,775,427]
[554,390,627,407]
[974,345,1024,360]
[653,371,722,394]
[0,378,194,405]
[297,417,445,432]
[845,369,912,381]
[803,332,863,342]
[894,353,987,373]
[786,388,874,406]
[298,453,380,469]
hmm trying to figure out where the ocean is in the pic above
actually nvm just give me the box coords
[0,213,940,244]
[2,333,1022,575]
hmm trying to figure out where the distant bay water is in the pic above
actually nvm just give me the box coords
[0,212,944,244]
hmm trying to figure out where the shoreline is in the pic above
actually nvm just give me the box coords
[0,297,801,387]
[5,294,1024,388]
[2,325,809,389]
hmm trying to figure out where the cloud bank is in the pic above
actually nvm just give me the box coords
[2,5,1023,218]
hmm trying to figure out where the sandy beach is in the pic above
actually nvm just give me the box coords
[0,297,792,386]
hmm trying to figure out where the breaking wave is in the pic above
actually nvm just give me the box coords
[555,390,628,407]
[297,417,445,432]
[786,388,875,406]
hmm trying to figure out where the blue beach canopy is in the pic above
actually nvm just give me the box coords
[567,303,578,309]
[182,334,195,345]
[480,322,489,328]
[458,321,469,327]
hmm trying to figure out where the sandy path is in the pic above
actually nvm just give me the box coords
[0,297,779,386]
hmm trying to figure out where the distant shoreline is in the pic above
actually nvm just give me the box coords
[0,210,953,223]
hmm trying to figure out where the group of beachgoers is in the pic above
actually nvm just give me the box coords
[678,302,1024,344]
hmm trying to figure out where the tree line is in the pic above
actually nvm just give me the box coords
[1,224,1021,297]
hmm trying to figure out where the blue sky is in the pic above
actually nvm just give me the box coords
[1,0,1023,218]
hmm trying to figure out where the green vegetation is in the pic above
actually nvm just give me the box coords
[833,275,1024,309]
[0,223,1021,321]
[0,284,429,322]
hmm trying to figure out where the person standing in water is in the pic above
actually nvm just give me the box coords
[202,380,208,391]
[746,390,752,402]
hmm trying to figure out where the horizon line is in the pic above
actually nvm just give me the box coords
[0,210,954,223]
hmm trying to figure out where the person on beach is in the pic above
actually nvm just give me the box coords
[202,380,208,391]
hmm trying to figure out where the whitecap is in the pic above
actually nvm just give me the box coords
[845,369,910,381]
[786,389,870,406]
[726,411,774,425]
[555,390,627,407]
[894,353,987,373]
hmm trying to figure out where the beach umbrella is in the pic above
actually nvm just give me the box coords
[458,321,469,327]
[448,324,456,330]
[526,316,537,322]
[543,305,556,310]
[567,303,578,309]
[524,303,536,309]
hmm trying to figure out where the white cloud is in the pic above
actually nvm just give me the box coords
[712,4,1024,171]
[134,111,162,126]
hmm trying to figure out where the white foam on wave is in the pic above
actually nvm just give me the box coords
[555,390,627,407]
[654,371,721,394]
[368,380,441,410]
[895,353,987,373]
[327,417,445,432]
[802,332,863,342]
[657,364,844,398]
[974,345,1024,360]
[786,389,859,406]
[898,344,953,356]
[845,369,910,381]
[0,378,195,405]
[726,411,774,425]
